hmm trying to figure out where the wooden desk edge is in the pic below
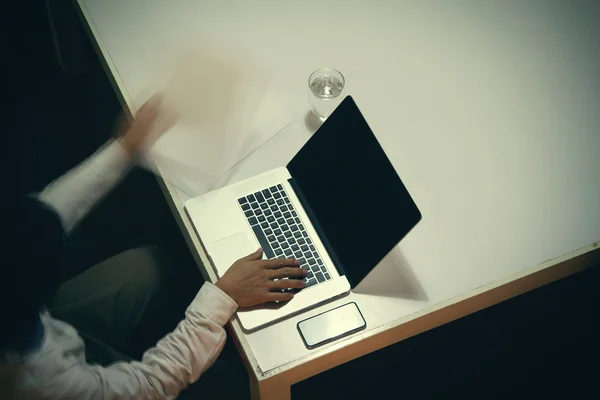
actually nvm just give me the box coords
[256,243,598,386]
[74,0,262,375]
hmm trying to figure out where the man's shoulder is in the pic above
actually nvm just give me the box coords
[2,314,93,399]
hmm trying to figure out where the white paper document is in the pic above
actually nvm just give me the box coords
[140,44,290,197]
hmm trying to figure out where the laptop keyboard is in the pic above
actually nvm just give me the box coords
[238,184,331,288]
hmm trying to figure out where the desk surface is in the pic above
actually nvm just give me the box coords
[79,0,600,380]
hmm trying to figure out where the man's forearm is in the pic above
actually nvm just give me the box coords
[38,140,131,233]
[43,283,239,400]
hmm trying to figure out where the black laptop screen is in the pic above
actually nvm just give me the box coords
[287,96,422,287]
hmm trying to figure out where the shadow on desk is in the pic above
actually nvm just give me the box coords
[304,110,324,134]
[295,257,600,400]
[354,248,428,301]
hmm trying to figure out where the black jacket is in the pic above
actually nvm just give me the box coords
[1,197,67,349]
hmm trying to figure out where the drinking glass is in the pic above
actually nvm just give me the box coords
[308,67,345,121]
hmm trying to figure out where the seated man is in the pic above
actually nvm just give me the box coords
[2,96,307,399]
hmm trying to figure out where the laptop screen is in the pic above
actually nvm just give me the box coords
[287,96,422,287]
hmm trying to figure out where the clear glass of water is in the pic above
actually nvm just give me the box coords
[308,67,345,121]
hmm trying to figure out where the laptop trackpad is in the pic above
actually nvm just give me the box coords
[212,232,253,272]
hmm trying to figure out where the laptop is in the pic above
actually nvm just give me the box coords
[185,96,422,331]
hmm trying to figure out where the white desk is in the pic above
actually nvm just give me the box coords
[76,1,600,398]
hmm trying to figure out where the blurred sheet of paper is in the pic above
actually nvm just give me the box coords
[141,43,289,196]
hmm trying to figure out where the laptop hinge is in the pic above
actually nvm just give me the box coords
[288,178,351,285]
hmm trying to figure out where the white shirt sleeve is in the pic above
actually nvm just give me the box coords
[37,140,131,233]
[42,283,238,400]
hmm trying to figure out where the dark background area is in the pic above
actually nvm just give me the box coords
[6,2,599,399]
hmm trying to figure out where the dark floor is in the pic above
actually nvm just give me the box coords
[9,3,600,399]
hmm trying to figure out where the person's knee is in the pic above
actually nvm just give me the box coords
[118,246,169,297]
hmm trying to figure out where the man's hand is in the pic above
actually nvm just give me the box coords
[216,248,308,307]
[119,94,177,155]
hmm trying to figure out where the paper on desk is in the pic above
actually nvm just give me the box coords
[139,44,289,197]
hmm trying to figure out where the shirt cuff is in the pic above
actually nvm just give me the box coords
[187,283,238,326]
[104,139,131,170]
